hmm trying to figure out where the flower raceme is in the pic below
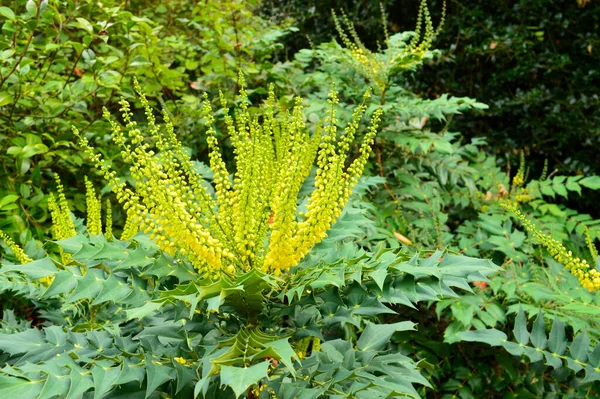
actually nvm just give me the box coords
[332,0,445,98]
[503,202,600,291]
[73,77,382,278]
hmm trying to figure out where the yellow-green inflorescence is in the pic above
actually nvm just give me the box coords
[104,199,113,240]
[85,176,103,236]
[48,175,76,240]
[0,230,53,286]
[0,230,32,264]
[332,0,444,97]
[73,75,382,279]
[503,202,600,291]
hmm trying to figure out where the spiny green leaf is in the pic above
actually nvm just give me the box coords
[357,321,416,351]
[144,354,175,398]
[548,317,567,355]
[43,270,77,298]
[64,366,93,399]
[1,256,57,279]
[173,361,196,395]
[0,328,44,354]
[0,375,43,398]
[38,373,70,399]
[91,274,132,305]
[219,362,269,398]
[569,328,590,363]
[513,307,530,345]
[66,268,105,303]
[252,339,297,376]
[91,362,120,399]
[456,329,508,346]
[530,311,547,350]
[125,301,164,321]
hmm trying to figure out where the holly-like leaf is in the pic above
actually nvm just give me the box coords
[91,363,120,399]
[91,274,132,305]
[548,317,567,355]
[219,362,269,398]
[530,311,547,350]
[144,354,175,398]
[513,307,529,345]
[357,321,416,351]
[0,375,43,398]
[456,329,508,346]
[125,301,164,321]
[65,268,105,303]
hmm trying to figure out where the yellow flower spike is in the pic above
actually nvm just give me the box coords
[85,176,102,236]
[104,200,113,240]
[333,1,443,97]
[503,202,600,291]
[0,230,32,264]
[48,176,77,241]
[0,230,54,286]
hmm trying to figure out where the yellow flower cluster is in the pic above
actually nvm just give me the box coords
[0,230,32,264]
[74,76,381,278]
[0,230,53,286]
[332,0,444,97]
[48,175,76,240]
[511,151,526,189]
[85,176,102,236]
[50,175,115,243]
[105,199,113,240]
[503,202,600,291]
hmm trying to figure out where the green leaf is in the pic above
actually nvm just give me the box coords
[580,176,600,190]
[43,270,78,298]
[548,317,567,355]
[1,256,57,279]
[144,354,175,398]
[357,321,416,351]
[91,363,120,399]
[560,302,600,315]
[0,375,43,398]
[456,329,508,346]
[569,329,590,363]
[530,311,547,350]
[553,183,568,198]
[0,329,44,354]
[513,307,529,345]
[25,0,36,13]
[173,361,196,395]
[91,274,132,305]
[64,366,94,399]
[219,362,269,398]
[0,92,15,108]
[65,268,104,303]
[0,6,15,20]
[76,18,94,35]
[38,373,70,399]
[125,301,163,320]
[0,194,19,209]
[253,339,297,376]
[566,179,582,195]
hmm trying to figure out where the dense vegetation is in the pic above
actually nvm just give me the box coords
[0,1,599,398]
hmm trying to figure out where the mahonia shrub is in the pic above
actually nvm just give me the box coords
[74,75,382,278]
